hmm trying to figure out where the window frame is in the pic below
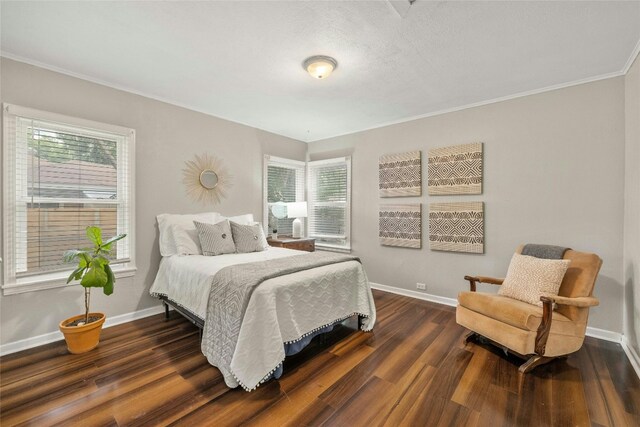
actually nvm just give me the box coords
[262,155,306,236]
[307,156,352,253]
[2,103,136,295]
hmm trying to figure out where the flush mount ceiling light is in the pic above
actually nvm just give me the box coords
[303,55,338,79]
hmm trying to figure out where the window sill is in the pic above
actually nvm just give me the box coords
[316,244,351,254]
[2,265,137,295]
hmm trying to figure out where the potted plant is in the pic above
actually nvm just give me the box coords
[60,226,126,354]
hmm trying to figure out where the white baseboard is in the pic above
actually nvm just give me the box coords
[621,337,640,380]
[370,282,458,307]
[0,304,166,357]
[584,326,621,343]
[370,281,640,353]
[369,282,623,342]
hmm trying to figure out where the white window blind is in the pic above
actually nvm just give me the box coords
[2,104,135,294]
[307,157,351,251]
[263,155,305,236]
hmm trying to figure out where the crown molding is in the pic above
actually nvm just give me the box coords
[622,38,640,75]
[310,69,625,143]
[3,42,637,144]
[0,51,299,143]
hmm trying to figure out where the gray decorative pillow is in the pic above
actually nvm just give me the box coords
[194,220,236,256]
[230,221,269,253]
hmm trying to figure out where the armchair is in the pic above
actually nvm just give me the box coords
[456,246,602,373]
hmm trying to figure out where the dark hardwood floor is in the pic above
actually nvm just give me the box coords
[1,290,639,426]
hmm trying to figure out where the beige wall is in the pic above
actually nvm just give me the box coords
[624,54,640,353]
[0,56,632,347]
[0,58,307,345]
[308,77,626,333]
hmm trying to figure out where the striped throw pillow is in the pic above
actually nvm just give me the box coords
[194,220,236,256]
[230,221,269,253]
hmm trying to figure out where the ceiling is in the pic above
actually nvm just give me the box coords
[2,1,639,142]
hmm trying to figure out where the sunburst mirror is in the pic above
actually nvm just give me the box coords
[182,153,232,204]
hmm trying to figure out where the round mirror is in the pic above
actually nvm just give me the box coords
[199,170,219,189]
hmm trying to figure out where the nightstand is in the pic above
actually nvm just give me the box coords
[267,236,315,252]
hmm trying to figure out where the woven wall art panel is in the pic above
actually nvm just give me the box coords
[428,143,482,195]
[379,204,422,248]
[379,151,421,197]
[429,202,484,253]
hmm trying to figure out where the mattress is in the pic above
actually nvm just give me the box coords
[150,247,306,319]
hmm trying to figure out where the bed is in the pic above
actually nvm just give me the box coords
[150,245,376,391]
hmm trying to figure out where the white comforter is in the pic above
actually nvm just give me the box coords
[150,248,376,389]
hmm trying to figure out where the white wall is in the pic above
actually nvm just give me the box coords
[624,53,640,353]
[308,77,626,334]
[0,58,307,346]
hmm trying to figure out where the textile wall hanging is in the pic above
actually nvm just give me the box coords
[379,151,421,197]
[379,204,422,248]
[429,202,484,253]
[183,153,232,204]
[428,142,483,195]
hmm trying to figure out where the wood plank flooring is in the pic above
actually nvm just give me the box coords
[1,290,639,426]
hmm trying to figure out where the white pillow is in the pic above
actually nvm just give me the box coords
[220,213,254,225]
[498,253,571,307]
[157,212,221,256]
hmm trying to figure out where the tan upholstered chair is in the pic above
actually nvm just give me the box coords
[456,245,602,373]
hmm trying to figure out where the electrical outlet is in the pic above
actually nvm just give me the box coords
[416,282,426,290]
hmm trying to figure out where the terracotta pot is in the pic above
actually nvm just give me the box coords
[59,312,106,354]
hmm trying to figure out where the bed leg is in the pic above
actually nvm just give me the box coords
[164,302,169,320]
[357,315,364,330]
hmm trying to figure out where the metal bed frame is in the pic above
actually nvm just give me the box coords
[159,294,204,329]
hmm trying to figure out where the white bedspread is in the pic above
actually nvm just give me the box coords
[150,248,376,389]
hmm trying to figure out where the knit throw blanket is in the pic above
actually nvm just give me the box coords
[201,251,360,387]
[521,244,570,259]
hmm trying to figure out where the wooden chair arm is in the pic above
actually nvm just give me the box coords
[540,294,599,307]
[535,297,554,355]
[534,295,599,356]
[464,275,504,292]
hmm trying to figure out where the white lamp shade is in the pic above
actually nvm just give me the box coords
[287,201,308,218]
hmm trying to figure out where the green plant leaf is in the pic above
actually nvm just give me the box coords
[94,255,110,267]
[86,226,103,247]
[63,249,89,263]
[102,233,127,246]
[103,265,114,296]
[100,234,127,252]
[81,265,108,288]
[65,227,125,295]
[79,253,91,268]
[66,266,85,284]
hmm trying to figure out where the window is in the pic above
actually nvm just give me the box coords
[2,104,135,294]
[307,157,351,251]
[263,155,305,236]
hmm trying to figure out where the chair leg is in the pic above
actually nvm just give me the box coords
[518,355,555,373]
[464,331,478,345]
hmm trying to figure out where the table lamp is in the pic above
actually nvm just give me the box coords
[287,201,307,238]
